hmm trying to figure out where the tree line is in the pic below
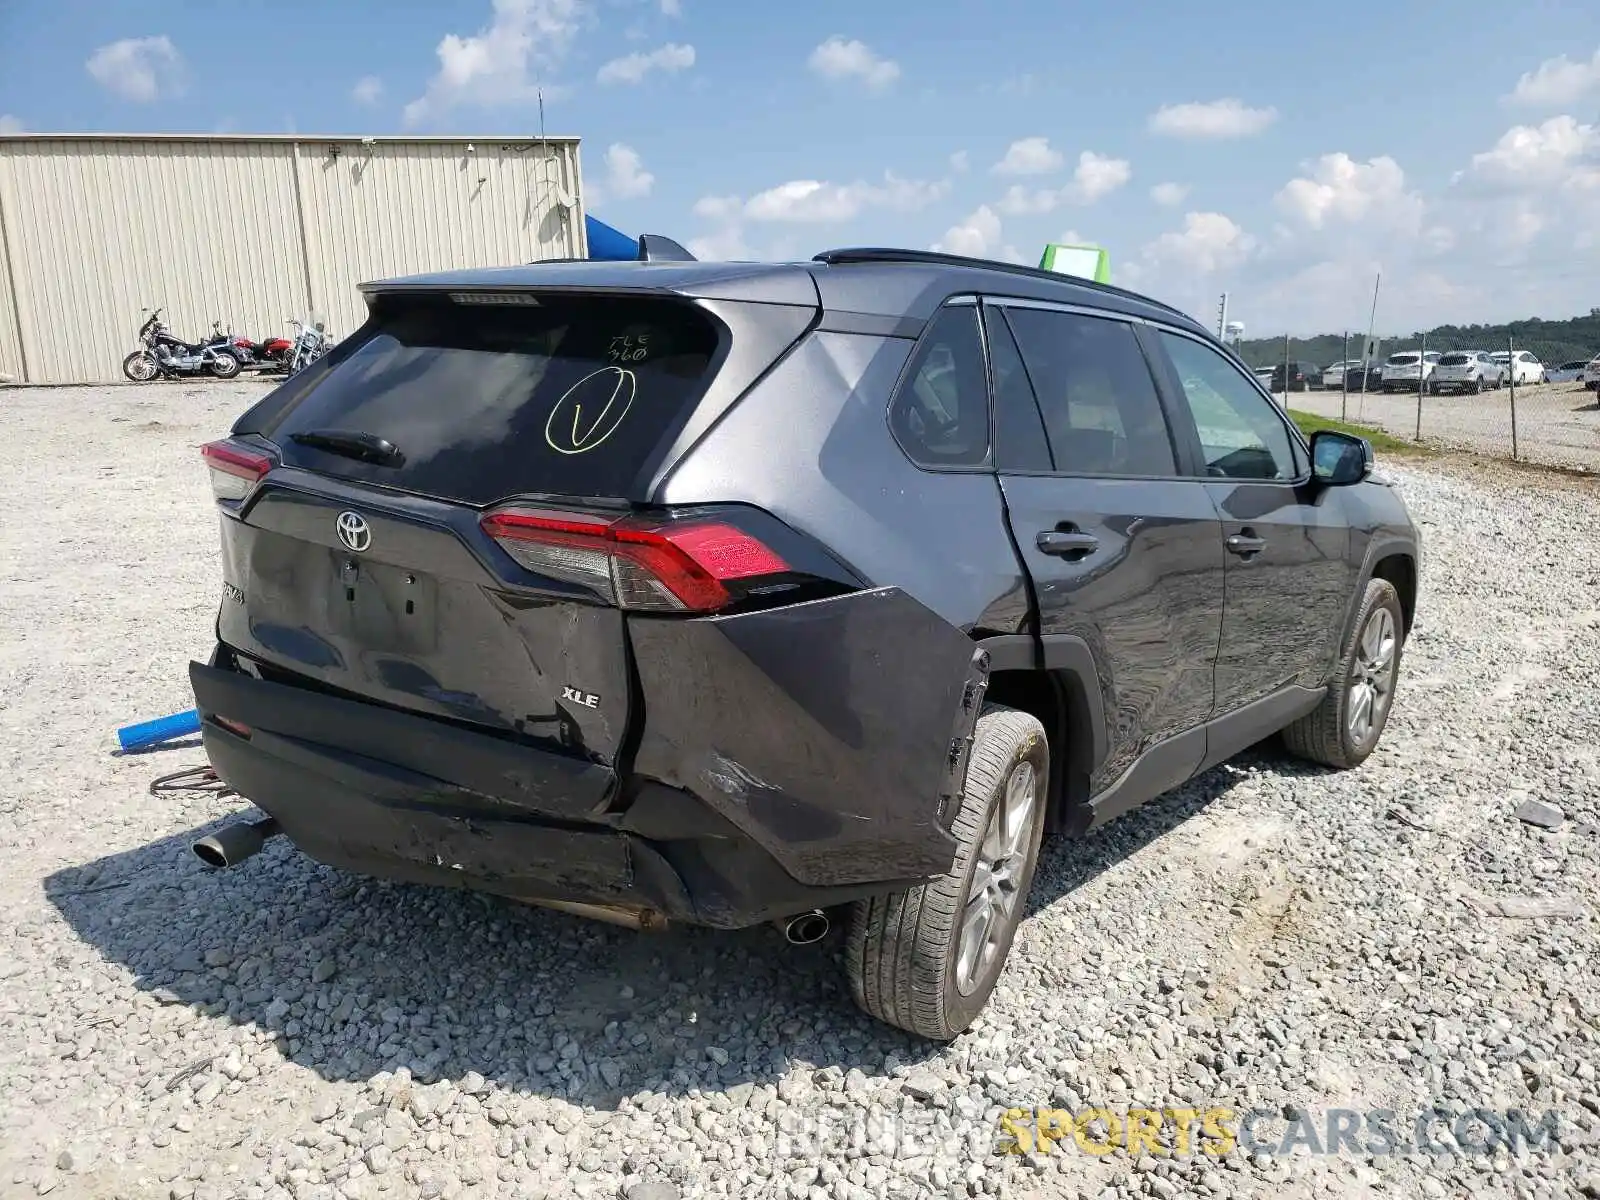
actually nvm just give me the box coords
[1237,309,1600,369]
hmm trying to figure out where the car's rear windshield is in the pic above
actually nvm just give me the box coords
[1387,354,1419,365]
[259,292,723,504]
[1438,353,1470,365]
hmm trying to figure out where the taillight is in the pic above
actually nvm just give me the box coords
[480,507,793,613]
[201,440,273,503]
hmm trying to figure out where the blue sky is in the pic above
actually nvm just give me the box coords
[3,0,1599,334]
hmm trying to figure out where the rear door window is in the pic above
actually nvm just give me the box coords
[261,293,723,505]
[1002,307,1178,477]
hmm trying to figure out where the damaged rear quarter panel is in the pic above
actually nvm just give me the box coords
[628,587,976,886]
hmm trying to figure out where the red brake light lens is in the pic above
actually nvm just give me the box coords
[480,509,792,613]
[201,440,273,503]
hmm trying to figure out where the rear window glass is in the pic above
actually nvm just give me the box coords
[1438,353,1469,365]
[1387,354,1419,365]
[261,294,722,504]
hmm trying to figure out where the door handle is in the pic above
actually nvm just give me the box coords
[1037,530,1100,559]
[1225,532,1266,557]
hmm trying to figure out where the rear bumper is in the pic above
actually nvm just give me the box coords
[191,588,982,928]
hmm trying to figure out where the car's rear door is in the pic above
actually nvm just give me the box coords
[1150,328,1358,711]
[987,299,1226,794]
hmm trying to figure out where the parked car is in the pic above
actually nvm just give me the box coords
[1584,356,1600,391]
[1380,350,1440,392]
[1344,363,1385,392]
[1546,359,1590,384]
[1253,365,1276,387]
[189,245,1419,1040]
[1322,360,1363,388]
[1429,351,1505,394]
[1490,350,1546,385]
[1268,360,1319,392]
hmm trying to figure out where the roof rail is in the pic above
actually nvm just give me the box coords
[811,247,1196,326]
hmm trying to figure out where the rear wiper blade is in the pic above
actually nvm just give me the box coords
[289,429,405,467]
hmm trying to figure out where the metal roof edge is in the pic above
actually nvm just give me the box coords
[0,133,581,144]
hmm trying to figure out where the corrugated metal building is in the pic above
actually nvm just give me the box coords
[0,134,586,384]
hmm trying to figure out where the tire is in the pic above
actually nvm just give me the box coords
[1282,578,1404,770]
[1469,378,1481,395]
[122,351,158,382]
[209,350,242,379]
[846,704,1048,1040]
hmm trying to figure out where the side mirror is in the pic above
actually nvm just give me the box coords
[1310,430,1374,486]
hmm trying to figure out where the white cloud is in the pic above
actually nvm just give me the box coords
[404,0,582,126]
[992,151,1130,216]
[692,194,743,221]
[1276,153,1422,230]
[351,76,383,106]
[807,37,900,90]
[1463,116,1600,189]
[1150,181,1189,207]
[593,142,654,201]
[597,42,695,85]
[719,173,947,223]
[992,136,1063,176]
[660,0,682,13]
[85,35,185,102]
[687,225,753,261]
[995,185,1062,216]
[931,205,1002,258]
[1506,47,1600,107]
[1068,151,1131,203]
[1142,211,1256,274]
[0,114,23,134]
[949,150,969,174]
[1148,98,1277,140]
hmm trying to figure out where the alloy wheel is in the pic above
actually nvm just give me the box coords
[955,760,1039,995]
[1347,607,1398,747]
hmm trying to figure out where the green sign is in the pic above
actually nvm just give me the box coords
[1038,243,1111,283]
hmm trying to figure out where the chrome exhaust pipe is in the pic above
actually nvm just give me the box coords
[192,817,280,869]
[780,909,830,945]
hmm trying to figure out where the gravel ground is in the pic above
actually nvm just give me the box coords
[1291,382,1600,472]
[1,382,1598,1200]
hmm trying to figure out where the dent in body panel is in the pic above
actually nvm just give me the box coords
[218,486,631,762]
[627,587,974,886]
[657,330,1031,635]
[1000,476,1225,792]
[1206,480,1358,706]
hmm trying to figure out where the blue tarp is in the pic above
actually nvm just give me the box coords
[585,214,640,261]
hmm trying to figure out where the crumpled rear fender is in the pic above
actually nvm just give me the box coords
[627,587,990,887]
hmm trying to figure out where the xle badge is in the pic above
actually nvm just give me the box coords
[561,686,601,709]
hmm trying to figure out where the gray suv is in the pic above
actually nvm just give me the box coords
[189,247,1419,1040]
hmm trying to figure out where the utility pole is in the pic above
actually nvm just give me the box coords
[1341,330,1349,422]
[1509,334,1520,460]
[1283,333,1291,406]
[1415,330,1426,440]
[1217,293,1228,339]
[1362,272,1381,399]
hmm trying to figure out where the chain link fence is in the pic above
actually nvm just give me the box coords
[1263,338,1600,471]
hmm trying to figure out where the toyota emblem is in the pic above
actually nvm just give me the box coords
[335,510,372,553]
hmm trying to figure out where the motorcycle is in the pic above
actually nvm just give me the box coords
[122,309,242,381]
[284,318,330,376]
[213,320,295,374]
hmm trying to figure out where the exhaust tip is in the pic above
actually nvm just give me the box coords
[192,838,230,869]
[191,817,279,870]
[783,910,830,946]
